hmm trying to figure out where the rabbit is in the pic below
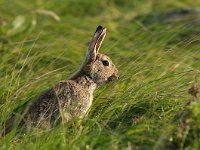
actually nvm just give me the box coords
[2,25,119,135]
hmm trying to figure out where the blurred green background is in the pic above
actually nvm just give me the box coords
[0,0,200,149]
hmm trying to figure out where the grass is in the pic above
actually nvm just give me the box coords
[0,0,200,149]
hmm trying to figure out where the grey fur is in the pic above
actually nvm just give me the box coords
[3,26,118,135]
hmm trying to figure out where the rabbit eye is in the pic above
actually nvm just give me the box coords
[102,60,109,66]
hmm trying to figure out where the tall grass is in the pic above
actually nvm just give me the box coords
[0,0,200,149]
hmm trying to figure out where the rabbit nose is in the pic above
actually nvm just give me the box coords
[114,72,119,80]
[116,75,119,80]
[114,73,119,80]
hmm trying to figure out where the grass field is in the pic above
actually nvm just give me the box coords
[0,0,200,149]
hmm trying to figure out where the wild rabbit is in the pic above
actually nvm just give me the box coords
[3,25,118,135]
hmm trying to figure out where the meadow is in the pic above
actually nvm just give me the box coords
[0,0,200,149]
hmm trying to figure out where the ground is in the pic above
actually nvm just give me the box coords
[0,0,200,149]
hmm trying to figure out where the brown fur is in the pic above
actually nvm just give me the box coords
[2,26,118,135]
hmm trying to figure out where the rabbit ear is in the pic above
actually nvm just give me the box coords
[87,26,107,61]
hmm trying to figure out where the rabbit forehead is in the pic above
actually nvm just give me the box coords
[97,53,112,62]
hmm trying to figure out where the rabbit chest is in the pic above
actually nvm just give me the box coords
[54,78,97,117]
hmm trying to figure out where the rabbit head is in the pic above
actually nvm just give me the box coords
[81,26,119,85]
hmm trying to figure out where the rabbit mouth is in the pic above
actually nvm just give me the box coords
[107,74,119,83]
